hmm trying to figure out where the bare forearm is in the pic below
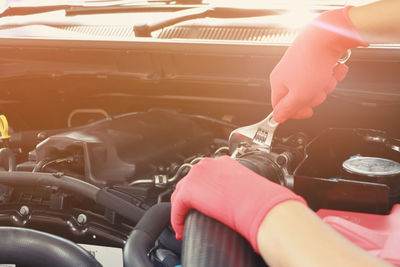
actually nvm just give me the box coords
[349,0,400,43]
[257,201,392,267]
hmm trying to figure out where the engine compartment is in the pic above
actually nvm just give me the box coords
[0,35,398,266]
[2,99,400,211]
[0,90,400,265]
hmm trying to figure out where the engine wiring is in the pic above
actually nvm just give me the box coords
[213,146,230,156]
[128,162,194,187]
[129,160,198,205]
[132,148,230,204]
[129,145,230,206]
[32,158,70,173]
[157,188,173,204]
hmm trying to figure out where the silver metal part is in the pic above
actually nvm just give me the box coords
[19,205,30,216]
[189,157,203,165]
[337,49,352,64]
[167,163,192,183]
[213,146,230,156]
[77,214,88,225]
[343,156,400,177]
[229,111,279,153]
[154,175,168,188]
[129,178,153,186]
[129,163,193,186]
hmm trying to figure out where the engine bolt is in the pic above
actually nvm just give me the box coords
[77,214,87,225]
[297,137,305,145]
[19,206,30,216]
[37,131,48,141]
[276,155,287,166]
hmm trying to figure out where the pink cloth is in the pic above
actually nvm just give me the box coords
[318,205,400,266]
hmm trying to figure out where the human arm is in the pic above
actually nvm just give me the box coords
[257,201,392,267]
[170,156,393,266]
[271,0,400,123]
[349,0,400,44]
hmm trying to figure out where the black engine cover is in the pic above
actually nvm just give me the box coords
[35,110,212,185]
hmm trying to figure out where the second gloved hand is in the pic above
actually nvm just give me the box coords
[270,6,369,123]
[170,156,306,252]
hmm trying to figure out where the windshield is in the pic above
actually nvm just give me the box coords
[4,0,379,7]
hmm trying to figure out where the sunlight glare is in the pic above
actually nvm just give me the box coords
[207,0,317,29]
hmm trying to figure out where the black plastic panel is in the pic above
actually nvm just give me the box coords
[294,128,400,214]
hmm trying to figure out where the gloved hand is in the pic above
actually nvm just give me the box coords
[270,6,369,123]
[170,156,306,252]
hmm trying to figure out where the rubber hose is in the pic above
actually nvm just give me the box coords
[96,189,145,223]
[124,202,171,267]
[182,210,267,267]
[0,171,99,199]
[0,227,101,267]
[0,172,145,223]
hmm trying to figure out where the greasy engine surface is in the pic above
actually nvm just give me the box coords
[32,109,213,185]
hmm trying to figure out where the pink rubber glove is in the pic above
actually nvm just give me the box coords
[270,6,369,123]
[170,156,306,252]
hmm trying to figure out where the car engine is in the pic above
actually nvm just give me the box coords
[0,100,399,266]
[32,109,214,186]
[0,107,236,266]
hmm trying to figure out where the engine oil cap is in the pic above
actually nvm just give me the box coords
[343,156,400,177]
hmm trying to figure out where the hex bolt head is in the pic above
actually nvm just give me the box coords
[77,214,87,225]
[297,137,305,145]
[276,155,287,166]
[19,206,30,216]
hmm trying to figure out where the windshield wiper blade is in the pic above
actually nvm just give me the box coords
[0,0,205,18]
[0,0,155,17]
[0,4,69,17]
[66,4,201,16]
[133,6,281,37]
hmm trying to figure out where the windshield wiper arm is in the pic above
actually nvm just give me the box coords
[0,0,205,18]
[66,4,201,16]
[0,0,157,17]
[0,4,70,17]
[134,6,281,37]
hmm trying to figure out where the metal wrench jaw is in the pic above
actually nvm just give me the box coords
[228,112,279,154]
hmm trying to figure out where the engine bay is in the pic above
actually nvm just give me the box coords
[0,97,399,266]
[5,106,400,213]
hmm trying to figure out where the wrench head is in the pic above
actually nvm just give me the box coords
[228,112,279,154]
